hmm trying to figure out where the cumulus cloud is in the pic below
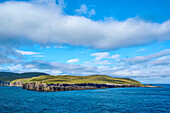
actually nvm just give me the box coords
[0,1,170,50]
[67,59,79,63]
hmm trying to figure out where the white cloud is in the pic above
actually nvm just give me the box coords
[123,49,170,64]
[88,52,120,66]
[0,1,170,50]
[91,52,109,60]
[150,58,170,65]
[4,64,23,72]
[21,60,100,75]
[16,50,40,55]
[75,4,95,17]
[67,59,79,63]
[75,4,87,15]
[25,64,35,68]
[47,70,62,75]
[111,54,120,59]
[91,52,120,61]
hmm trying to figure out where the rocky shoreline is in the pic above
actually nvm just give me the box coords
[1,81,162,91]
[22,82,141,91]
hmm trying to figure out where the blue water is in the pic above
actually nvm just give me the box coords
[0,84,170,113]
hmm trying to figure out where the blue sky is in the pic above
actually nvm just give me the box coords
[0,0,170,83]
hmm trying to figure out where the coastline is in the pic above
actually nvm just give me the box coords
[1,81,162,91]
[21,82,141,92]
[144,85,162,88]
[1,81,163,91]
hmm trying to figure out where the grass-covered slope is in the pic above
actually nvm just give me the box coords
[0,72,49,81]
[11,75,144,86]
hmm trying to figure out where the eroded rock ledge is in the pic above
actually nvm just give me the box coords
[22,82,141,91]
[10,81,23,87]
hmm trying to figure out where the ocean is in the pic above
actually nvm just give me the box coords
[0,84,170,113]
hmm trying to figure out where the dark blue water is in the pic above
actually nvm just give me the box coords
[0,84,170,113]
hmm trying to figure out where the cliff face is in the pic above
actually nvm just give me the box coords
[22,82,140,91]
[0,80,10,86]
[10,81,23,87]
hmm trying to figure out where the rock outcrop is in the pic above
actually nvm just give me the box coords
[0,80,10,86]
[10,81,23,87]
[145,84,162,88]
[22,82,141,91]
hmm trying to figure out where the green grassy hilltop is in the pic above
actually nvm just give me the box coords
[11,75,144,86]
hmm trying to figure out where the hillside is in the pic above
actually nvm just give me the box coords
[11,75,143,86]
[0,72,49,81]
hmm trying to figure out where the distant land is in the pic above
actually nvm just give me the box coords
[9,74,145,91]
[1,71,160,92]
[0,72,49,86]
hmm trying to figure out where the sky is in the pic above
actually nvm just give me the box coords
[0,0,170,83]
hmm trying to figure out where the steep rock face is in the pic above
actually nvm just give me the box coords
[22,82,140,91]
[10,81,23,87]
[0,80,10,86]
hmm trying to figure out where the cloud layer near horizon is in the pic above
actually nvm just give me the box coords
[0,1,170,50]
[0,48,170,83]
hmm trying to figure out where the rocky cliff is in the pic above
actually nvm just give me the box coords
[10,81,23,87]
[22,82,141,91]
[0,80,10,86]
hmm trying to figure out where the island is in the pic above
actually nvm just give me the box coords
[10,75,145,91]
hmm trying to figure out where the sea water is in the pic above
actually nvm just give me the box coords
[0,84,170,113]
